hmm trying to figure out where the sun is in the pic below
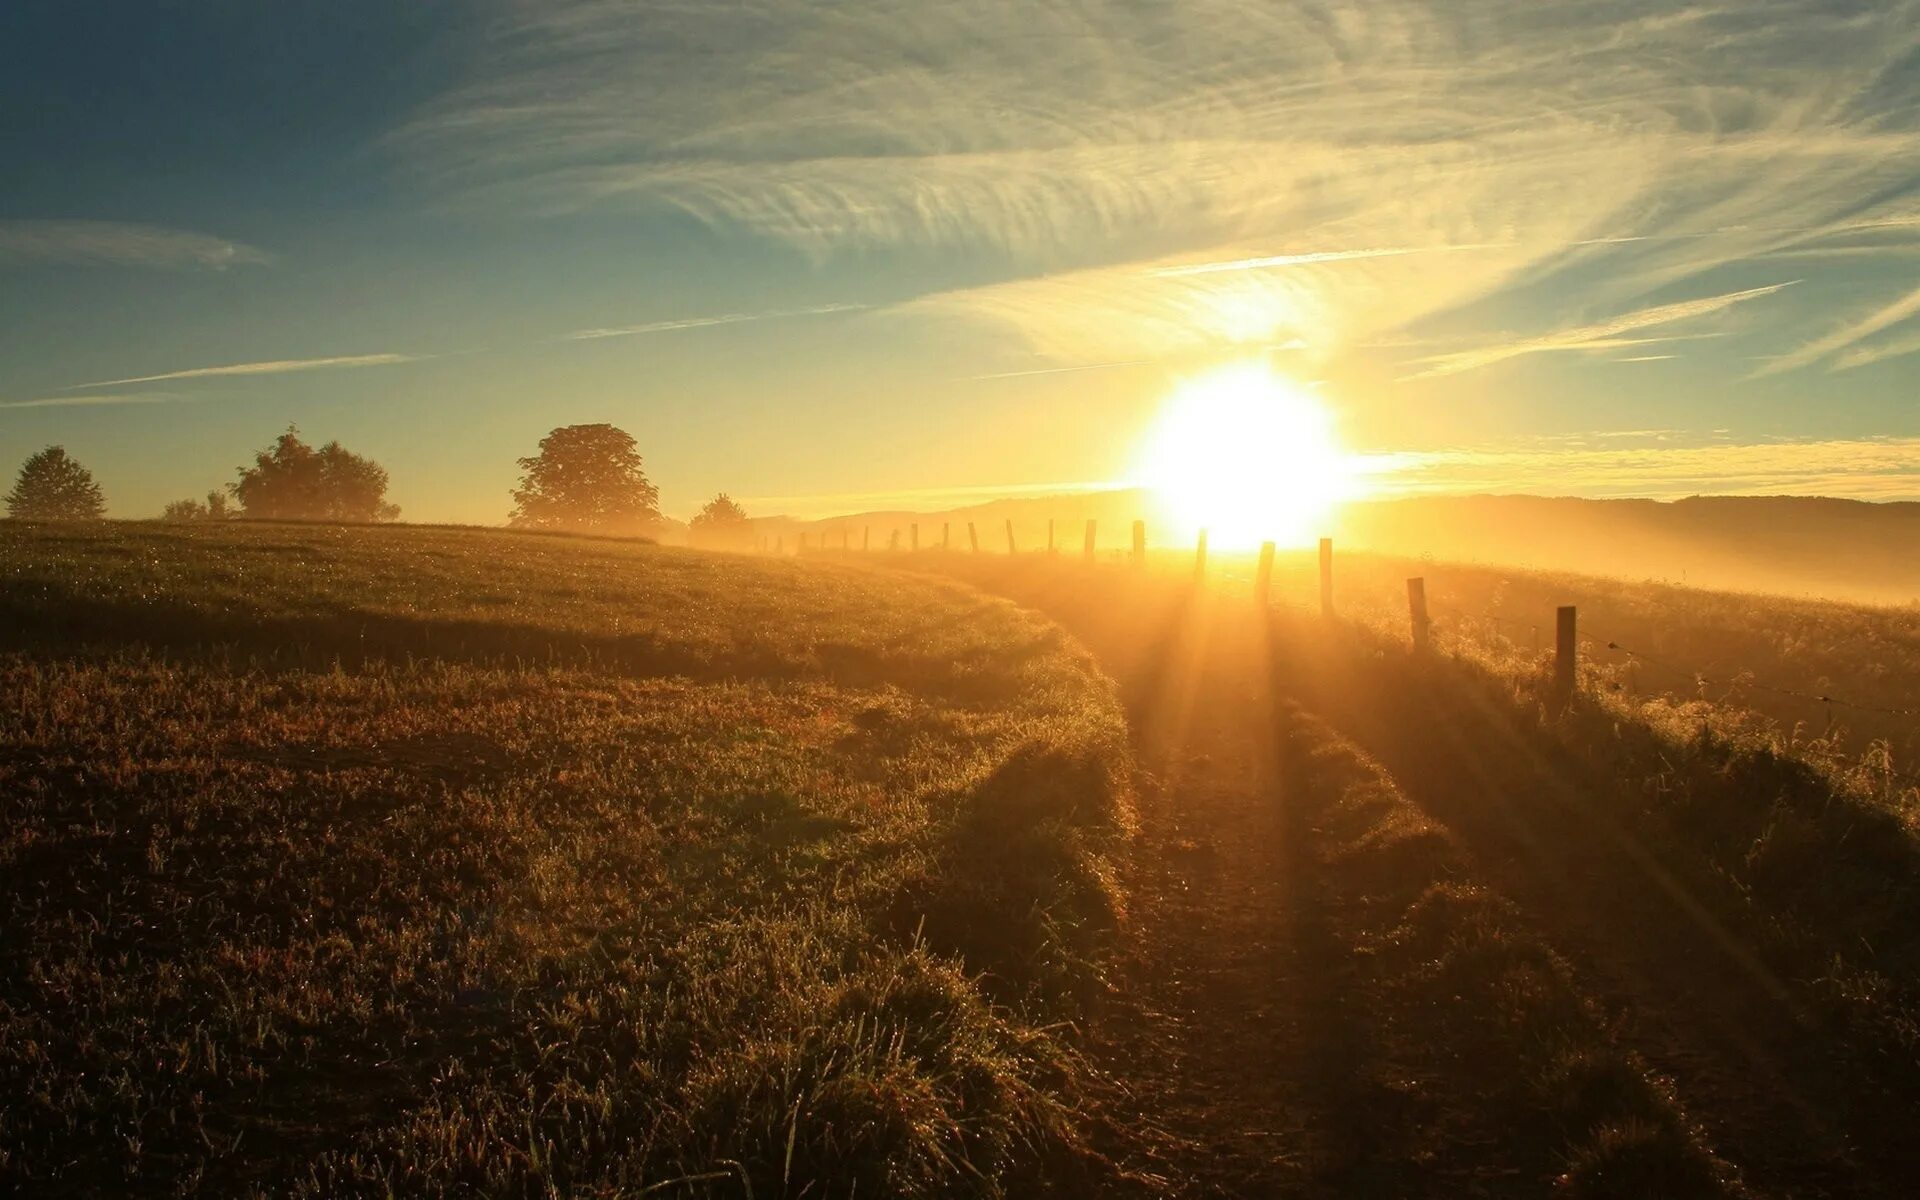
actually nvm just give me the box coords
[1135,361,1356,550]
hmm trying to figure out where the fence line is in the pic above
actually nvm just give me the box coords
[1415,597,1920,781]
[750,519,1918,759]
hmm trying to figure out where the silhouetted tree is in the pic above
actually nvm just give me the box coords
[510,424,660,535]
[6,446,105,520]
[161,490,232,522]
[232,427,399,522]
[689,492,752,549]
[690,493,749,527]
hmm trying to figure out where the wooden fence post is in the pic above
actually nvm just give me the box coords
[1132,519,1146,567]
[1083,519,1096,560]
[943,522,951,551]
[1553,605,1578,709]
[968,522,979,553]
[863,526,870,552]
[1005,519,1016,554]
[911,523,919,552]
[1256,541,1274,605]
[1194,529,1208,581]
[1318,537,1334,617]
[1407,577,1431,650]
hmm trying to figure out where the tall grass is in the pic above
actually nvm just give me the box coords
[0,523,1134,1196]
[1262,602,1920,1176]
[1238,546,1920,769]
[1286,708,1742,1198]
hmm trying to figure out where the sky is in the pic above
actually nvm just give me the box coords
[4,0,1920,523]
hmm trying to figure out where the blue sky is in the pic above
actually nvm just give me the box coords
[4,0,1920,522]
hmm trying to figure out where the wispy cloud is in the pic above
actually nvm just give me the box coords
[70,353,422,389]
[395,0,1920,371]
[1376,435,1920,502]
[0,220,270,269]
[562,302,864,341]
[1831,329,1920,373]
[1752,282,1920,377]
[1403,283,1795,380]
[966,359,1152,382]
[1150,245,1506,278]
[0,392,193,411]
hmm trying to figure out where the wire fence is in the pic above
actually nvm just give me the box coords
[1385,588,1920,792]
[759,523,1920,781]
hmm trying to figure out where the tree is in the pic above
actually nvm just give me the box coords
[231,427,399,522]
[161,490,232,522]
[690,493,749,528]
[689,492,752,550]
[510,424,660,535]
[6,446,105,520]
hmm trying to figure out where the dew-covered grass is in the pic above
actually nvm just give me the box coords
[0,522,1133,1197]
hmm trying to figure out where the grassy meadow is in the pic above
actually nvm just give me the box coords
[1237,546,1920,768]
[11,522,1920,1196]
[903,548,1920,1193]
[0,523,1134,1197]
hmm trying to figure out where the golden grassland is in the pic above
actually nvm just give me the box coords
[0,523,1134,1197]
[911,552,1920,1194]
[1247,546,1920,769]
[909,558,1754,1196]
[1283,710,1743,1198]
[10,522,1920,1196]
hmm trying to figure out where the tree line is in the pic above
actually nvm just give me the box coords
[4,423,757,541]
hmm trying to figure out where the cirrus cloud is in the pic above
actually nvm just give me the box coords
[0,220,270,270]
[396,0,1920,371]
[69,353,424,390]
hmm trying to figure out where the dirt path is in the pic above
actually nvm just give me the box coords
[929,561,1916,1196]
[1023,586,1493,1196]
[1066,591,1316,1195]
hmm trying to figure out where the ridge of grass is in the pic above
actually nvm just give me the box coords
[1284,707,1745,1198]
[1340,621,1920,1101]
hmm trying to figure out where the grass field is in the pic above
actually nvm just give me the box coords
[1234,546,1920,770]
[11,523,1920,1197]
[907,550,1920,1195]
[0,523,1134,1197]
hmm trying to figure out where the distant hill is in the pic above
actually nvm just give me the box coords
[1332,495,1920,605]
[736,491,1920,604]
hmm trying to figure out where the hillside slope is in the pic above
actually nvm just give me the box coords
[0,523,1133,1197]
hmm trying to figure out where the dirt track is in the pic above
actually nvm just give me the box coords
[949,563,1917,1198]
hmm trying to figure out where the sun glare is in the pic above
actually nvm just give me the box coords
[1136,362,1356,550]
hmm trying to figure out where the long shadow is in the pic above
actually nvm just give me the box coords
[1266,613,1918,1197]
[887,556,1920,1194]
[921,560,1468,1195]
